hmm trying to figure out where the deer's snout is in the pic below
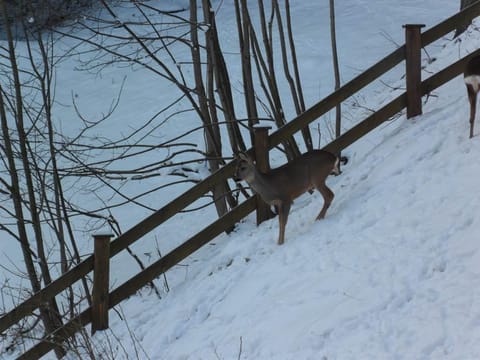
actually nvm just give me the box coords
[232,159,250,182]
[232,164,242,182]
[232,172,241,182]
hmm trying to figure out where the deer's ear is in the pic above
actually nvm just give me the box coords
[238,152,251,163]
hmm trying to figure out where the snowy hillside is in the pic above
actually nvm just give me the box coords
[91,3,480,360]
[102,50,480,359]
[5,0,480,359]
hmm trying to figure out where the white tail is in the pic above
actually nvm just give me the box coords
[464,55,480,138]
[234,150,343,245]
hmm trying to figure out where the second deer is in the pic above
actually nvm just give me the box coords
[234,150,344,245]
[464,55,480,138]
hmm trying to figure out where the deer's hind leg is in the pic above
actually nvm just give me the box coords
[467,83,478,138]
[315,183,334,220]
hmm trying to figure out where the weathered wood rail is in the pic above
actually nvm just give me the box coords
[2,1,480,358]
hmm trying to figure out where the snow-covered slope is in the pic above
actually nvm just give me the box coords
[6,0,480,359]
[92,5,480,360]
[103,59,480,360]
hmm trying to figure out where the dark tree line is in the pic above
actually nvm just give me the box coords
[2,0,95,31]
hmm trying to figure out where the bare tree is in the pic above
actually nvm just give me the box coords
[233,0,315,160]
[273,0,313,151]
[329,0,343,171]
[0,1,334,356]
[247,0,301,160]
[189,0,237,220]
[234,0,259,147]
[0,1,65,357]
[52,0,318,198]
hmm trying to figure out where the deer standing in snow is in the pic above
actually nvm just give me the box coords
[234,150,344,245]
[464,55,480,138]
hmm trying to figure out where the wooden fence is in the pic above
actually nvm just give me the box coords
[2,1,480,358]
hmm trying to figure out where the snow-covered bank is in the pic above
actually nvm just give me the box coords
[6,1,480,359]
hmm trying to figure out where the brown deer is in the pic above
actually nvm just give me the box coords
[464,55,480,138]
[234,150,344,245]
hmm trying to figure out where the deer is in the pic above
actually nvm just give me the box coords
[234,150,345,245]
[464,55,480,138]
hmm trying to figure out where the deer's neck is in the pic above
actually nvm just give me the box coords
[248,168,279,203]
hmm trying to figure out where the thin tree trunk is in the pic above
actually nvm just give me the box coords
[28,29,92,311]
[190,0,231,219]
[203,2,246,154]
[0,2,64,356]
[0,86,66,358]
[330,0,342,159]
[248,0,300,160]
[274,0,313,151]
[234,0,259,146]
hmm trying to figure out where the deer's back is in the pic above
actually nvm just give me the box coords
[265,150,336,201]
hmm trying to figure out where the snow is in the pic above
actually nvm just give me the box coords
[4,0,480,359]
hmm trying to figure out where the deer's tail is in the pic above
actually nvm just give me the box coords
[331,155,348,176]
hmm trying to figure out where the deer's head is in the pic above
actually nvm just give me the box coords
[233,153,256,183]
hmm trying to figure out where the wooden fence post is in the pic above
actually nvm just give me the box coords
[403,23,425,118]
[253,126,275,225]
[91,231,113,335]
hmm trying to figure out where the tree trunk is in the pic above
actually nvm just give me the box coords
[274,0,313,151]
[203,2,246,154]
[190,0,232,221]
[234,0,259,146]
[248,0,300,160]
[329,0,342,169]
[0,2,64,356]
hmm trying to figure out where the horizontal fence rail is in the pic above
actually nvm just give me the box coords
[0,161,239,334]
[421,49,480,94]
[421,0,480,46]
[18,197,258,359]
[324,48,480,155]
[4,2,480,358]
[270,0,480,151]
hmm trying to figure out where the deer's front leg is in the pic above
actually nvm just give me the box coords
[277,201,291,245]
